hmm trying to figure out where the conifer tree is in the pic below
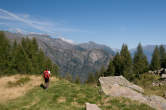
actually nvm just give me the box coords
[75,75,81,84]
[159,45,166,68]
[0,31,11,74]
[133,43,148,76]
[31,38,39,72]
[32,37,38,52]
[99,66,106,77]
[150,46,160,70]
[120,44,132,78]
[37,49,46,70]
[86,73,96,84]
[113,52,122,76]
[9,40,18,74]
[94,71,100,81]
[104,59,115,76]
[65,72,72,82]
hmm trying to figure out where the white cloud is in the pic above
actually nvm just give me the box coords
[0,9,55,34]
[18,14,30,19]
[8,28,28,34]
[59,37,75,44]
[0,8,82,36]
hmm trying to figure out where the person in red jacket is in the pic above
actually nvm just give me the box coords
[43,69,51,89]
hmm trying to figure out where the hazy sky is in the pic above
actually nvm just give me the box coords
[0,0,166,49]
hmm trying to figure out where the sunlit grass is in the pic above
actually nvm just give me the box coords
[0,78,154,110]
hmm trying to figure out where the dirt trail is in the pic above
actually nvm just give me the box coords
[0,74,57,103]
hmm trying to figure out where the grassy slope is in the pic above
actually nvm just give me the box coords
[0,77,154,110]
[134,74,166,97]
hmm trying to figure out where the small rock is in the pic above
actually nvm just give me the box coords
[163,92,166,99]
[161,74,166,79]
[86,103,101,110]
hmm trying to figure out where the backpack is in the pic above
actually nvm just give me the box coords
[44,70,50,79]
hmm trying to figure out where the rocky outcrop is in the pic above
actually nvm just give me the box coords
[149,68,166,87]
[148,68,166,77]
[86,103,101,110]
[99,76,166,110]
[152,80,166,87]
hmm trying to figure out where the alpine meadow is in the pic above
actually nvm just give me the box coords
[0,0,166,110]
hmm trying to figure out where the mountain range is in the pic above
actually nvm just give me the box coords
[4,31,166,80]
[4,31,114,81]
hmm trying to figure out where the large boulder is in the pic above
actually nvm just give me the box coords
[99,76,166,110]
[99,76,144,93]
[86,103,101,110]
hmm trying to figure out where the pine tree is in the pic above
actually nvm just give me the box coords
[99,66,106,77]
[104,59,115,76]
[0,31,11,74]
[133,43,148,76]
[86,73,96,84]
[9,40,18,74]
[50,64,59,76]
[113,52,122,76]
[32,37,38,52]
[159,45,166,68]
[75,75,81,84]
[15,44,33,74]
[65,72,72,82]
[31,38,39,73]
[120,44,132,78]
[37,49,46,70]
[94,71,100,81]
[150,46,161,70]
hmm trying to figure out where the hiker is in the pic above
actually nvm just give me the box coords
[43,69,51,89]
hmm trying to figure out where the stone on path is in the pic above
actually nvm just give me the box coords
[86,103,101,110]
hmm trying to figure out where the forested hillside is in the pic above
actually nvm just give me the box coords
[0,31,58,76]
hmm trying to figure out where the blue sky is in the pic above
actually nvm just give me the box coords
[0,0,166,49]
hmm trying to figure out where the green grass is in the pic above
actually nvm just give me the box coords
[0,79,154,110]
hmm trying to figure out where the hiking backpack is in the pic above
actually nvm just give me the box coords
[44,70,50,79]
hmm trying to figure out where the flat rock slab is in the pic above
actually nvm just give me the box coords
[99,76,166,110]
[99,76,144,93]
[86,103,101,110]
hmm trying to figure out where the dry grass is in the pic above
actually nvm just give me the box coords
[0,74,57,103]
[57,97,66,103]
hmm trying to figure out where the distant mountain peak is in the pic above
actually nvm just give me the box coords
[28,33,51,38]
[88,41,96,44]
